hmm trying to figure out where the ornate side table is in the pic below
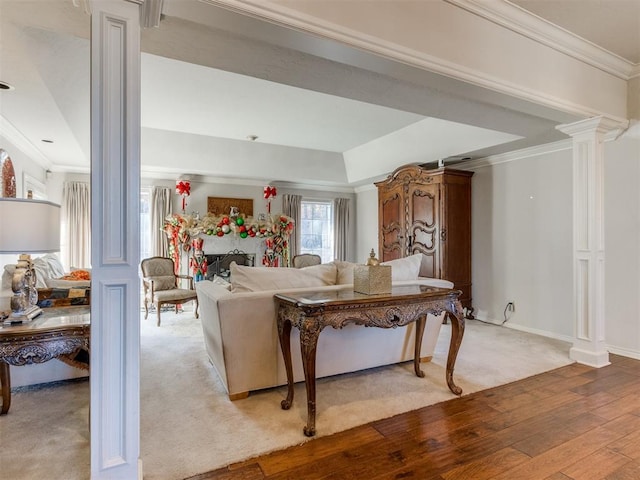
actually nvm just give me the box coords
[0,306,90,414]
[275,285,464,436]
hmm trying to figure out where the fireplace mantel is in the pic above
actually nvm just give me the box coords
[200,234,265,261]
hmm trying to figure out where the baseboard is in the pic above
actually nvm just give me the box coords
[471,313,574,344]
[472,314,640,360]
[607,345,640,360]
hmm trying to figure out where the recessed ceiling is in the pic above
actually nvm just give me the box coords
[141,53,425,153]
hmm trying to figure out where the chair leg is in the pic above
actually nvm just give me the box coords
[144,299,149,320]
[194,299,199,319]
[156,302,162,326]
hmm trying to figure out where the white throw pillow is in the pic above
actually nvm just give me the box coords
[212,275,232,290]
[230,262,337,293]
[32,253,66,288]
[334,261,356,285]
[381,253,423,281]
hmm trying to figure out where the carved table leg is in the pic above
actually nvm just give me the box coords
[300,317,322,437]
[413,315,426,378]
[278,312,294,411]
[445,299,466,396]
[0,361,11,415]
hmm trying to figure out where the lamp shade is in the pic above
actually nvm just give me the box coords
[0,198,61,253]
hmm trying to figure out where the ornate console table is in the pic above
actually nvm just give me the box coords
[275,285,464,436]
[0,306,90,414]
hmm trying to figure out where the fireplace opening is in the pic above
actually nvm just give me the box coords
[205,249,255,280]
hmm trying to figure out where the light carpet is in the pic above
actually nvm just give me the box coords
[0,311,572,479]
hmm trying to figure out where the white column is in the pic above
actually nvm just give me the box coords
[556,116,628,368]
[89,1,142,478]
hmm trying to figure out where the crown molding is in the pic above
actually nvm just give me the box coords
[0,115,52,169]
[459,139,572,170]
[202,0,629,120]
[447,0,637,81]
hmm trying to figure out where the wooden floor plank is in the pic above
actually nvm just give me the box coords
[439,447,531,480]
[511,412,608,457]
[607,428,640,460]
[560,447,632,479]
[257,425,384,476]
[592,393,640,420]
[605,460,640,480]
[491,426,622,480]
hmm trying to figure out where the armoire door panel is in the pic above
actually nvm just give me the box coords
[381,224,403,259]
[413,247,438,278]
[379,188,404,262]
[410,186,437,227]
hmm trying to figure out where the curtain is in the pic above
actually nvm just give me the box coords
[334,197,350,261]
[151,186,173,258]
[282,194,302,263]
[62,181,91,270]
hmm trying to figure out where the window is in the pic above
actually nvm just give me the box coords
[300,200,334,263]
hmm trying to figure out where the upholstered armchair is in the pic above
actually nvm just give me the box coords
[140,256,199,326]
[292,254,322,268]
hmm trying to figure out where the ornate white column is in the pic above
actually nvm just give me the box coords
[89,1,142,478]
[556,116,628,368]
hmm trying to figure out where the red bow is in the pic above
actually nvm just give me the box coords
[176,180,191,196]
[264,186,277,199]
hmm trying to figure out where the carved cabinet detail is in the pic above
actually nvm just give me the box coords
[376,165,474,316]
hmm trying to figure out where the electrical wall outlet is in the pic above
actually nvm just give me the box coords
[507,302,515,312]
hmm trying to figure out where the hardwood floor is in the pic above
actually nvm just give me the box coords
[186,355,640,480]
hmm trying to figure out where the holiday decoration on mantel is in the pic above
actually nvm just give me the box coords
[163,211,295,268]
[176,179,191,213]
[264,185,277,213]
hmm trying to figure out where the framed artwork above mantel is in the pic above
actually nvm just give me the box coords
[208,196,254,216]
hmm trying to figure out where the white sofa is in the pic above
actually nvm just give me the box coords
[195,254,454,400]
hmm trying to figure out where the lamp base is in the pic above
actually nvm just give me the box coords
[3,305,43,325]
[7,254,41,324]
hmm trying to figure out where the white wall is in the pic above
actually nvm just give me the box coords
[604,136,640,357]
[355,185,378,264]
[471,150,574,339]
[470,134,640,358]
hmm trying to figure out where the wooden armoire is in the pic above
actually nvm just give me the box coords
[375,165,474,316]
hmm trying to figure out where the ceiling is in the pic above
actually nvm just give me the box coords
[0,0,637,188]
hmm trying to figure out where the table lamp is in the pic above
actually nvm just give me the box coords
[0,198,61,323]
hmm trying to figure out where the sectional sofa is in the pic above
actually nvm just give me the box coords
[195,254,454,400]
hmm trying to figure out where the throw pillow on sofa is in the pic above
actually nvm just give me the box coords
[381,253,423,281]
[230,262,337,292]
[334,260,356,285]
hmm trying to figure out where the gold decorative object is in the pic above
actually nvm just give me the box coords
[365,248,380,266]
[354,248,391,295]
